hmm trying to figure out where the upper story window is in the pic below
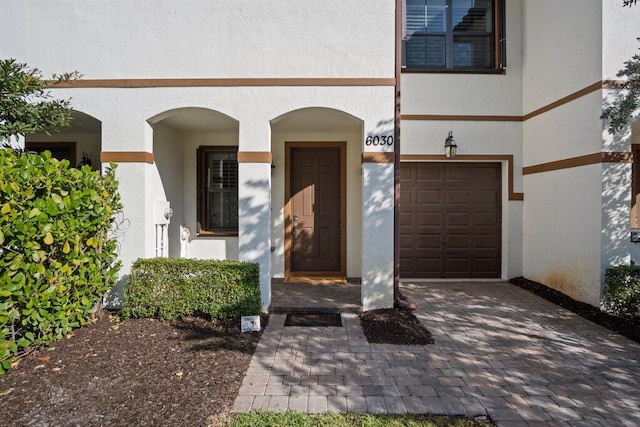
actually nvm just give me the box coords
[197,146,238,235]
[403,0,505,72]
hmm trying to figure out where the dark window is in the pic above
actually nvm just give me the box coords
[403,0,505,71]
[25,141,76,165]
[197,147,238,235]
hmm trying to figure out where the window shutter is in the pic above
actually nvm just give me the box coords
[499,0,506,68]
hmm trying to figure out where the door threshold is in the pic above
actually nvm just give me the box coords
[283,276,347,285]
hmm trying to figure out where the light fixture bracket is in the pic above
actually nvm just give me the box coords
[444,131,457,158]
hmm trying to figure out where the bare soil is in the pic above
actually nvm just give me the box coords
[360,308,434,345]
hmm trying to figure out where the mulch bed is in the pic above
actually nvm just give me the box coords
[360,308,434,345]
[0,313,266,427]
[510,277,640,344]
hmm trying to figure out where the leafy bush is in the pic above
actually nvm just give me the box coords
[120,258,261,321]
[0,149,122,373]
[604,266,640,318]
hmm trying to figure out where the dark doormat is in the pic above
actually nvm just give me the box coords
[284,313,343,327]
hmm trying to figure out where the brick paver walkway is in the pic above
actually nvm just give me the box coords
[233,281,640,426]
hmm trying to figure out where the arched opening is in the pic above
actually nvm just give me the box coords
[148,107,239,259]
[25,110,101,170]
[269,107,364,281]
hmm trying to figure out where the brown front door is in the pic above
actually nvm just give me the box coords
[399,162,501,278]
[288,146,342,273]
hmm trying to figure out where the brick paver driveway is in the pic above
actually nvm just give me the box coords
[234,281,640,426]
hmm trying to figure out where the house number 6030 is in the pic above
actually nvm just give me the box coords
[365,135,394,146]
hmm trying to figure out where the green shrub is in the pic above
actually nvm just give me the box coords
[0,149,122,373]
[120,258,261,321]
[604,265,640,318]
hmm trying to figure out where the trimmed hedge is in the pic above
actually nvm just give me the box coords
[604,266,640,318]
[0,149,122,374]
[120,258,262,321]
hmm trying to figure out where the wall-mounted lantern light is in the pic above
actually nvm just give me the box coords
[77,151,93,168]
[444,131,457,158]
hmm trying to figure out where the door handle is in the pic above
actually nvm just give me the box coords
[292,223,298,238]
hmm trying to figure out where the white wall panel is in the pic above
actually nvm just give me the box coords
[523,165,603,305]
[2,0,395,79]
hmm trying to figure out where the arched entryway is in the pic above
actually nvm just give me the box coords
[147,107,239,260]
[269,107,364,283]
[25,111,101,170]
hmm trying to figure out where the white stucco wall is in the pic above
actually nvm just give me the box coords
[523,165,604,305]
[603,0,640,82]
[521,0,603,305]
[602,2,640,273]
[522,0,602,114]
[602,1,640,151]
[150,123,184,258]
[521,0,639,306]
[3,0,395,79]
[361,162,395,310]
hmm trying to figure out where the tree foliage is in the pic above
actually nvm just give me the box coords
[602,41,640,135]
[0,59,80,142]
[602,1,640,134]
[0,150,122,374]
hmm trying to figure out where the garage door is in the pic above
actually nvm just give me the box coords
[399,162,501,278]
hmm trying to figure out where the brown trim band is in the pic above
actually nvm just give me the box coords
[402,114,522,122]
[362,152,396,163]
[522,82,603,121]
[100,151,154,164]
[403,81,616,123]
[523,152,632,175]
[602,152,633,163]
[400,154,523,201]
[603,80,624,89]
[53,78,396,89]
[237,151,272,163]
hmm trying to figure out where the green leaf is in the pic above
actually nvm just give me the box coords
[28,208,41,218]
[11,272,25,286]
[44,232,54,245]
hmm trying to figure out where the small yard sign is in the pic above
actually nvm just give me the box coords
[241,315,261,333]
